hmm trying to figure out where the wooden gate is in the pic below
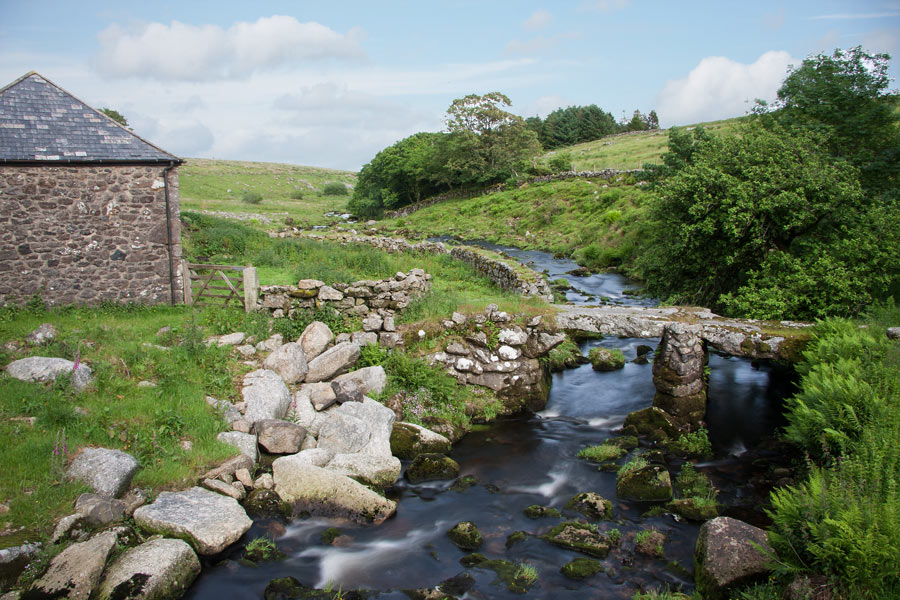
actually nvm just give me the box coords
[181,261,259,312]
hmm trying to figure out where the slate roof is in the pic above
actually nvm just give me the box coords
[0,71,180,164]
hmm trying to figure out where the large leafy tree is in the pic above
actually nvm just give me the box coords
[349,132,448,217]
[761,46,900,193]
[637,123,864,315]
[638,47,900,320]
[443,92,541,186]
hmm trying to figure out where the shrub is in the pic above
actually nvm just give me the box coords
[241,191,262,204]
[322,182,349,196]
[289,189,304,200]
[667,428,712,458]
[549,152,574,172]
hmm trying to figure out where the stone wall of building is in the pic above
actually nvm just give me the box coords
[0,164,182,306]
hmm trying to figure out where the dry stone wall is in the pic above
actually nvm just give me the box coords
[0,165,182,306]
[258,269,431,345]
[294,232,554,303]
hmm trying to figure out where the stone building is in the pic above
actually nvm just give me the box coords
[0,71,183,306]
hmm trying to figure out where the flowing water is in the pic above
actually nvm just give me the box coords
[184,246,794,599]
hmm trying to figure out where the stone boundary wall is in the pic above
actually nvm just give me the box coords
[0,165,182,306]
[297,232,553,303]
[384,169,644,219]
[257,269,431,345]
[449,246,554,302]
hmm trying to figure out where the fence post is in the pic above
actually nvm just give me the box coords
[181,260,192,305]
[243,266,259,313]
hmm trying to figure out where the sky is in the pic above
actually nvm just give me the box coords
[1,1,898,171]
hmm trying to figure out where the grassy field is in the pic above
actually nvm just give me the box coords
[0,303,252,549]
[179,158,357,226]
[548,117,744,171]
[377,175,652,271]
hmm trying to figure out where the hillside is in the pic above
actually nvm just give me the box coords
[547,116,745,171]
[179,158,357,225]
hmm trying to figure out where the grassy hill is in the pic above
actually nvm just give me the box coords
[547,116,744,171]
[179,158,357,225]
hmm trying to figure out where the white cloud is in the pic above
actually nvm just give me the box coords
[524,10,552,31]
[656,51,796,126]
[96,15,365,80]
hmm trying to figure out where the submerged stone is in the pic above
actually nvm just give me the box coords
[616,464,673,502]
[523,505,561,519]
[564,492,613,520]
[560,557,604,579]
[263,576,375,600]
[588,347,625,371]
[447,521,483,551]
[405,453,460,483]
[505,531,528,548]
[542,521,611,558]
[449,475,479,492]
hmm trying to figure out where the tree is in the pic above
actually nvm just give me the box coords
[647,110,659,130]
[760,46,900,193]
[349,132,449,217]
[636,122,870,317]
[99,107,129,128]
[443,92,541,185]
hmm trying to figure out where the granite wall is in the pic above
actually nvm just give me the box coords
[0,164,182,306]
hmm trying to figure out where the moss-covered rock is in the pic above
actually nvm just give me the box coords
[616,464,673,502]
[459,553,487,567]
[589,347,626,371]
[622,406,682,442]
[560,557,604,579]
[449,475,479,492]
[577,443,625,463]
[447,521,483,551]
[634,528,666,558]
[547,340,588,372]
[505,531,528,548]
[390,422,452,460]
[668,498,719,521]
[523,504,561,519]
[607,435,639,449]
[243,488,292,520]
[263,576,375,599]
[564,492,613,520]
[405,453,460,483]
[320,527,342,545]
[541,520,611,558]
[465,558,537,594]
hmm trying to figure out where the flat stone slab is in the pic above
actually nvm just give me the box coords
[95,538,200,600]
[5,356,93,391]
[555,305,811,361]
[66,447,139,498]
[133,487,252,555]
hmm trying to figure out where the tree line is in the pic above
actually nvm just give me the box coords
[349,93,658,217]
[526,106,658,150]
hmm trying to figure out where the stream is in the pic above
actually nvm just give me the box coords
[184,246,795,599]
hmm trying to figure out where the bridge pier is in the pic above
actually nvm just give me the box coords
[652,323,707,431]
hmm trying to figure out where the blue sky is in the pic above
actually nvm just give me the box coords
[1,1,898,170]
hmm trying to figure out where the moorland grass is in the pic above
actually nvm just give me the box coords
[0,303,250,548]
[179,158,356,225]
[380,177,651,271]
[182,211,553,325]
